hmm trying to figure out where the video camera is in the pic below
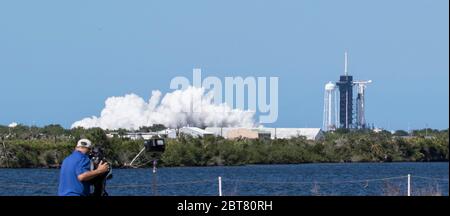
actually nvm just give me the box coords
[144,138,166,152]
[88,147,113,196]
[88,147,107,164]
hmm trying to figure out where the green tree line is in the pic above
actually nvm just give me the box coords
[0,124,448,168]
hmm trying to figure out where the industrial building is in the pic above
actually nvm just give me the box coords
[107,127,323,140]
[106,132,158,140]
[205,127,323,141]
[264,128,323,140]
[205,128,271,140]
[178,127,214,138]
[151,127,214,139]
[106,127,214,140]
[336,66,353,128]
[323,51,372,131]
[109,127,325,141]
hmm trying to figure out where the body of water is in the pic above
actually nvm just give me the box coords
[0,162,448,196]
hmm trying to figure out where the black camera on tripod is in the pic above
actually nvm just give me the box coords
[127,138,166,168]
[88,147,113,196]
[144,138,166,152]
[88,147,107,164]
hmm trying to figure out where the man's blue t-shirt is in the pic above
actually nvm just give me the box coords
[58,150,91,196]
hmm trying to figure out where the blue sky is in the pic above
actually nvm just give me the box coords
[0,0,448,130]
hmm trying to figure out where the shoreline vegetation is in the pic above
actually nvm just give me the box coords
[0,124,448,168]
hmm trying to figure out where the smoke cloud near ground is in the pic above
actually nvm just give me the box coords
[71,86,256,130]
[8,122,18,128]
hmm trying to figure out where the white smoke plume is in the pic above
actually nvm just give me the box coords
[8,122,18,128]
[71,86,256,130]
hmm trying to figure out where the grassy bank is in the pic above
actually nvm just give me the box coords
[1,126,448,168]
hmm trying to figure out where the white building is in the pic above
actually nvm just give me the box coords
[178,127,214,138]
[107,127,214,140]
[107,127,323,140]
[265,128,324,140]
[106,132,159,140]
[205,127,324,141]
[157,129,177,138]
[157,127,214,138]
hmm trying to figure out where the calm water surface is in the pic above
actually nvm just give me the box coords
[0,162,448,196]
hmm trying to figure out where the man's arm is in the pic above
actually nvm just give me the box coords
[77,161,109,182]
[77,169,104,182]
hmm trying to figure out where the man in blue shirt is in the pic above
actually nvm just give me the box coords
[58,139,110,196]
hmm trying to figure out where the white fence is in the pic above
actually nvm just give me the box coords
[0,174,448,196]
